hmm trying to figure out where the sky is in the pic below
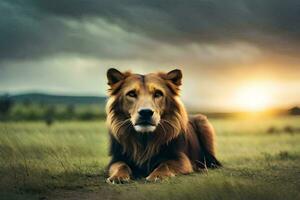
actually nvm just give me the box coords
[0,0,299,111]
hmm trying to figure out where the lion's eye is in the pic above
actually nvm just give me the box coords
[126,90,137,98]
[154,90,163,98]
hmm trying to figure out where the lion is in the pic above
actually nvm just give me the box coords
[105,68,221,183]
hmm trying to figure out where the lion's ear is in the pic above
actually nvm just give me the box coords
[107,68,125,86]
[166,69,182,86]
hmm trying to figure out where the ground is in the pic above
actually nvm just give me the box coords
[0,116,299,200]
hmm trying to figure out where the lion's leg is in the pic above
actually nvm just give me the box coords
[192,114,222,168]
[146,153,193,181]
[106,162,132,184]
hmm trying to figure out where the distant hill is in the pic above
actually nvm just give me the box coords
[5,93,106,105]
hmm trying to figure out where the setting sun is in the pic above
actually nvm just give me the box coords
[234,83,273,111]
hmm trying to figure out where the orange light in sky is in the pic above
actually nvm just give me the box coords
[234,83,273,111]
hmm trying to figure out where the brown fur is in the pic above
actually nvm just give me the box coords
[146,152,193,181]
[105,68,221,183]
[107,162,131,183]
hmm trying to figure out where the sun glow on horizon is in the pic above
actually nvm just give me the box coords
[234,83,273,111]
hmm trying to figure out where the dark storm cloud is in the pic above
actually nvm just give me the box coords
[0,0,156,61]
[29,0,300,44]
[0,0,300,61]
[0,1,67,60]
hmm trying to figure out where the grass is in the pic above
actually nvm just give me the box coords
[0,116,299,200]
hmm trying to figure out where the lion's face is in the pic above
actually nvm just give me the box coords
[106,68,183,133]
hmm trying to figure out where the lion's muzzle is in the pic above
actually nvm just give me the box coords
[133,108,157,133]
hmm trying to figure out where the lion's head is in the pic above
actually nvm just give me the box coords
[106,68,188,163]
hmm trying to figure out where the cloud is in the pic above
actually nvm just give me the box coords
[0,0,299,63]
[0,0,300,110]
[31,0,300,53]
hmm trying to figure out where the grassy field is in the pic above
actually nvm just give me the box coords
[0,116,299,200]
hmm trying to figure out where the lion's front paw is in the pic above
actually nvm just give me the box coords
[146,165,175,182]
[107,162,131,184]
[106,171,131,184]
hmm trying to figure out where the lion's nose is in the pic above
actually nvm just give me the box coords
[138,109,154,119]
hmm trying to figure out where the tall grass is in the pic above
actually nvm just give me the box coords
[0,116,299,200]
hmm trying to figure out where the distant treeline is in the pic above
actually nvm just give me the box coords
[0,93,299,123]
[0,94,106,122]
